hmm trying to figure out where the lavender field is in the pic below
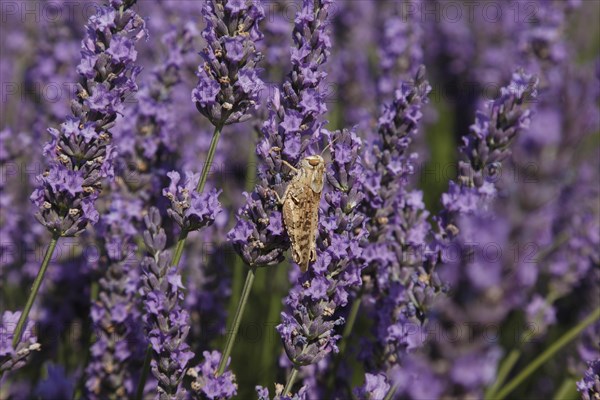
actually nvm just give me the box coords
[0,0,599,399]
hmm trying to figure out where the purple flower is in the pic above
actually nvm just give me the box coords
[450,348,503,389]
[257,386,270,400]
[353,373,390,400]
[237,68,262,95]
[163,170,223,232]
[193,0,265,126]
[228,0,334,268]
[390,355,444,399]
[35,364,74,399]
[0,310,40,374]
[277,129,367,369]
[280,110,304,133]
[224,37,245,63]
[2,0,596,397]
[30,161,101,236]
[437,70,539,240]
[46,166,84,197]
[31,1,146,237]
[0,129,33,275]
[85,193,143,399]
[193,70,221,105]
[112,23,197,216]
[225,0,245,14]
[526,295,557,335]
[187,350,237,399]
[85,83,119,114]
[255,383,308,400]
[357,67,435,372]
[106,35,137,64]
[376,6,423,101]
[140,208,195,398]
[578,359,600,400]
[277,305,343,367]
[391,70,541,399]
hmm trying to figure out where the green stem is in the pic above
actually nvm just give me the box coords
[535,231,569,262]
[137,126,224,389]
[259,264,286,382]
[382,384,398,400]
[338,296,362,358]
[72,281,101,399]
[228,257,244,321]
[552,377,577,400]
[495,307,600,400]
[135,345,152,400]
[196,125,222,193]
[227,142,257,328]
[170,124,222,267]
[484,348,521,399]
[171,230,189,266]
[283,367,300,395]
[90,281,100,301]
[217,266,257,376]
[326,295,362,394]
[12,236,59,348]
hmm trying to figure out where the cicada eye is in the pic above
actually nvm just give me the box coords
[308,158,320,167]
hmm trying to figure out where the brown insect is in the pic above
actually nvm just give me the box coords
[272,153,326,272]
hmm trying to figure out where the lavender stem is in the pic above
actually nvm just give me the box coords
[258,263,286,381]
[229,142,259,320]
[134,345,152,400]
[338,295,362,359]
[171,232,189,267]
[217,266,257,376]
[228,260,244,321]
[383,384,398,400]
[72,280,101,398]
[485,348,521,399]
[196,125,223,193]
[327,295,363,394]
[494,308,600,400]
[171,124,223,266]
[534,231,570,262]
[283,367,300,395]
[553,378,578,399]
[11,236,58,348]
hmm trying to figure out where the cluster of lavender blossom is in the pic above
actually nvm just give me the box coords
[1,0,598,399]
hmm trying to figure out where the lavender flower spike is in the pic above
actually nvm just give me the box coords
[356,67,435,373]
[438,70,539,234]
[163,171,223,233]
[84,195,143,399]
[278,128,367,368]
[86,25,197,400]
[193,0,265,127]
[170,0,265,267]
[224,0,334,379]
[7,0,146,377]
[31,0,146,237]
[228,0,334,267]
[140,208,195,399]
